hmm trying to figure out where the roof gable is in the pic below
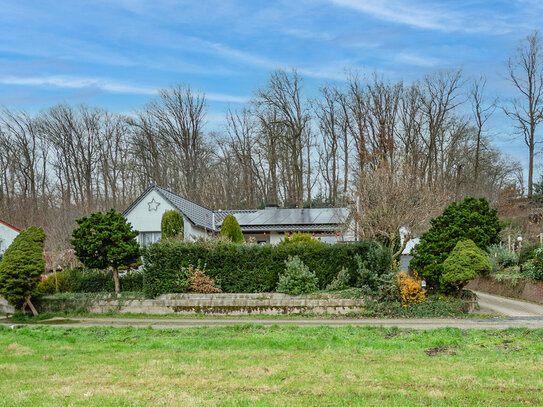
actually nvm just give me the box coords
[0,219,20,233]
[124,185,215,230]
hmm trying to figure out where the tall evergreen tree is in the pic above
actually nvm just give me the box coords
[0,226,46,314]
[410,197,500,289]
[71,209,141,294]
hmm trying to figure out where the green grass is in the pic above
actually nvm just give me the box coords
[0,325,542,406]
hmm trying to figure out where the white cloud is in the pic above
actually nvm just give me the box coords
[0,75,249,103]
[395,52,444,67]
[328,0,514,34]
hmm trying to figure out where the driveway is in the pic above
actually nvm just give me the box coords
[474,291,543,317]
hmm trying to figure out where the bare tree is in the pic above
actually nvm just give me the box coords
[470,76,496,192]
[355,160,448,260]
[504,30,543,197]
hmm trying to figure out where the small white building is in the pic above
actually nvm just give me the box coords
[123,185,355,246]
[0,219,20,255]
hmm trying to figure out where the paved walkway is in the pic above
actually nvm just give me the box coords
[474,291,543,317]
[2,315,543,330]
[2,291,543,330]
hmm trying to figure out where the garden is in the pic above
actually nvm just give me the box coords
[1,197,534,319]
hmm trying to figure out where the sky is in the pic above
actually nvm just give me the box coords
[0,0,542,173]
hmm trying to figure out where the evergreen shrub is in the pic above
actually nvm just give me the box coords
[410,197,500,289]
[0,226,46,309]
[276,256,319,295]
[161,210,184,239]
[141,240,390,297]
[219,215,245,243]
[442,239,492,295]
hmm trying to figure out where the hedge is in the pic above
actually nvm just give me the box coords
[142,240,390,297]
[36,268,144,294]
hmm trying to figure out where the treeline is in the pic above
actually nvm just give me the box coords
[0,67,524,249]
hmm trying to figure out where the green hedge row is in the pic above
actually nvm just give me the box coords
[141,240,390,297]
[37,268,144,294]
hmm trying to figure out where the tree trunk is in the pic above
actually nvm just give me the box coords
[113,269,120,294]
[23,297,38,316]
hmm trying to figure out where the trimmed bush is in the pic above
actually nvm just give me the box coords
[142,240,391,297]
[0,226,46,311]
[279,232,322,245]
[161,210,184,239]
[442,239,492,296]
[276,256,319,295]
[410,197,500,289]
[220,215,245,243]
[36,268,144,294]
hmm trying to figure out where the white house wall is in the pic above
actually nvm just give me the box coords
[0,223,19,254]
[125,189,175,233]
[124,189,212,243]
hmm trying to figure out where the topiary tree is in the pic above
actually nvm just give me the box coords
[410,197,500,290]
[442,239,491,297]
[220,215,245,243]
[161,210,184,240]
[0,226,46,315]
[71,209,141,294]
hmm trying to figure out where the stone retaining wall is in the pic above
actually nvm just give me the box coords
[38,293,365,315]
[467,276,543,304]
[0,296,15,314]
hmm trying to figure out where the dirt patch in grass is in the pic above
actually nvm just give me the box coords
[424,346,457,357]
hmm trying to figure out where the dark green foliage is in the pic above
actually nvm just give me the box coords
[410,197,501,289]
[36,268,144,294]
[442,240,492,294]
[220,215,245,243]
[161,210,184,239]
[351,244,394,292]
[71,209,141,293]
[526,248,543,280]
[71,209,141,271]
[276,256,319,295]
[519,243,539,265]
[142,240,391,297]
[0,226,46,308]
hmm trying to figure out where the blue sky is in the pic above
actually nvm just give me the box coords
[0,0,542,172]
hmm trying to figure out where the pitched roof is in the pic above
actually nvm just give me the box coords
[0,219,20,232]
[123,184,215,230]
[124,185,351,232]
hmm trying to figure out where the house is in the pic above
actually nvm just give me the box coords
[123,184,355,245]
[0,219,20,255]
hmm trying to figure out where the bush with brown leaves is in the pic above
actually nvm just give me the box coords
[188,269,221,293]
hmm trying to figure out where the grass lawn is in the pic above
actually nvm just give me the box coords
[1,325,542,406]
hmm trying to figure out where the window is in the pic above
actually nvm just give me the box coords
[140,232,161,246]
[0,239,4,254]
